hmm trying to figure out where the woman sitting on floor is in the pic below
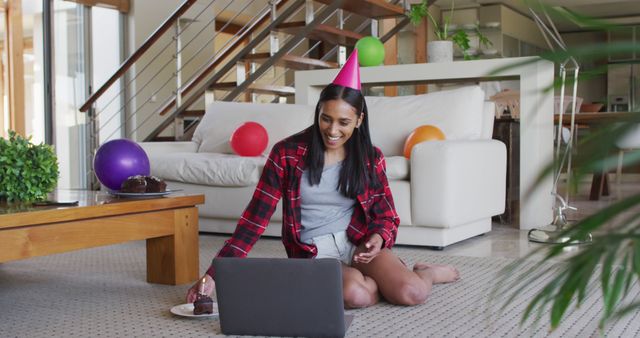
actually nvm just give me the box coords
[187,51,459,308]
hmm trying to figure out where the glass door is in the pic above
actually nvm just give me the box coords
[53,0,87,189]
[52,1,124,189]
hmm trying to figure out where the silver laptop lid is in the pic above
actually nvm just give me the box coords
[214,257,348,337]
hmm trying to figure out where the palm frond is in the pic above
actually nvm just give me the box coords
[493,1,640,330]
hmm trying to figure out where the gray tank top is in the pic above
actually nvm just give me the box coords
[300,161,356,243]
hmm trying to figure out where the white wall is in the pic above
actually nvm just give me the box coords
[93,7,123,143]
[127,0,180,140]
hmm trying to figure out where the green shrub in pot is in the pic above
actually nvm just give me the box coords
[0,131,59,202]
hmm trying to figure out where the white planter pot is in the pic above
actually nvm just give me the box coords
[427,40,453,63]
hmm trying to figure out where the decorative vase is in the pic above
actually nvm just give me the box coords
[427,40,453,63]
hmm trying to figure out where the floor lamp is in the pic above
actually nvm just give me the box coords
[526,4,592,244]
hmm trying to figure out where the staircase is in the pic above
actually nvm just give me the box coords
[79,0,413,149]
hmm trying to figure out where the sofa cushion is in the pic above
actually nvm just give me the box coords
[385,156,409,180]
[194,101,314,155]
[150,152,265,187]
[365,86,485,156]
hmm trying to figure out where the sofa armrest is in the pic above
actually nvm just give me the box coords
[410,139,506,227]
[138,141,198,157]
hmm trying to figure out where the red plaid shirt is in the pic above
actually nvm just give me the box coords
[206,128,400,278]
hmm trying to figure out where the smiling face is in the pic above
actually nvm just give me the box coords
[318,99,363,153]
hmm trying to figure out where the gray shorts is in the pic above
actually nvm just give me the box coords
[307,231,356,265]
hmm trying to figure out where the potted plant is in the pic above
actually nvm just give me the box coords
[0,131,59,202]
[408,0,492,62]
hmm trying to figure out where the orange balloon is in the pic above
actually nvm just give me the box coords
[403,125,445,158]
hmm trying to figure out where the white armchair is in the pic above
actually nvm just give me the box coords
[366,86,506,247]
[403,139,506,246]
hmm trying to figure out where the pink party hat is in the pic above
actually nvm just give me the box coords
[332,50,361,91]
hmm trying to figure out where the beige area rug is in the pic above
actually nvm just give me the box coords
[1,234,639,337]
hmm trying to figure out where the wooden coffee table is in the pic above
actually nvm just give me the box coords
[0,190,205,285]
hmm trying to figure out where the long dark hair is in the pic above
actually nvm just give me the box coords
[307,83,379,198]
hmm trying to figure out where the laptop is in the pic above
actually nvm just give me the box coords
[214,257,353,337]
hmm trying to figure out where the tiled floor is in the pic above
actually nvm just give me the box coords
[428,176,640,260]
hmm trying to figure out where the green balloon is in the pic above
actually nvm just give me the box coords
[355,37,385,67]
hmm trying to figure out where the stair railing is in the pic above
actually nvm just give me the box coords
[180,0,412,136]
[142,0,412,140]
[234,0,411,104]
[141,0,310,141]
[111,0,280,142]
[79,0,292,188]
[81,0,412,155]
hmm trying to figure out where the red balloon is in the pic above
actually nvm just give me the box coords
[230,122,269,156]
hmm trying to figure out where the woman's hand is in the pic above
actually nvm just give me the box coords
[353,233,383,264]
[186,274,215,303]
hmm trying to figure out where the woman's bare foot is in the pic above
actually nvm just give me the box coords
[413,263,460,284]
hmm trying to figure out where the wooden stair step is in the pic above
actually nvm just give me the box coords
[314,0,405,19]
[209,82,237,90]
[181,110,204,117]
[209,82,295,96]
[275,22,364,47]
[246,84,295,96]
[242,53,338,70]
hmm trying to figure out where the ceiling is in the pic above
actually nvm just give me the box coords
[430,0,640,32]
[12,0,640,41]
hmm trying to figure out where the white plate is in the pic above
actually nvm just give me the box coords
[109,189,182,198]
[170,302,218,318]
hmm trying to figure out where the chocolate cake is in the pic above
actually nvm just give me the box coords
[193,294,214,315]
[119,175,167,193]
[120,175,147,193]
[144,175,167,193]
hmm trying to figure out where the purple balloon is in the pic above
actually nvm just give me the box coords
[93,139,150,191]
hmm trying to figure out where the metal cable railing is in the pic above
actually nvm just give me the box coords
[235,0,408,104]
[252,0,408,103]
[184,1,390,131]
[246,9,361,103]
[217,0,319,95]
[93,0,220,123]
[178,1,271,96]
[141,0,307,139]
[125,0,281,140]
[220,0,355,101]
[82,0,411,190]
[149,0,291,121]
[86,0,409,147]
[102,0,264,141]
[98,0,253,140]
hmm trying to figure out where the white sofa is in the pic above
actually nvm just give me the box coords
[140,85,506,248]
